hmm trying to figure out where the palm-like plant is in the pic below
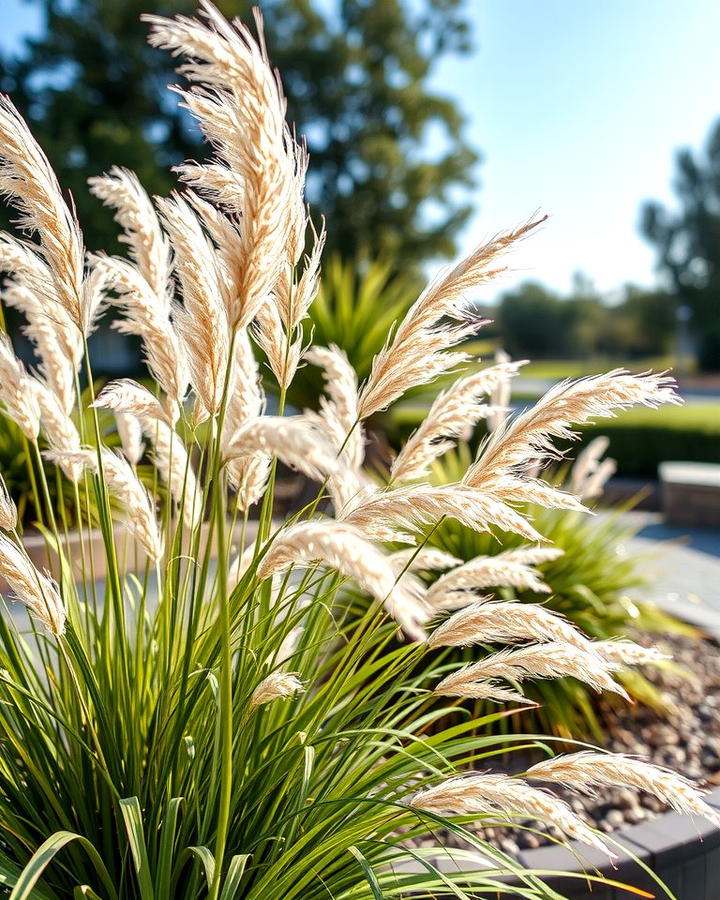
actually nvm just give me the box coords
[0,5,713,900]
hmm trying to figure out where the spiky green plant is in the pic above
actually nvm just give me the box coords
[0,5,711,900]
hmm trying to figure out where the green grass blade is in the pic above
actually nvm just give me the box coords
[119,798,154,900]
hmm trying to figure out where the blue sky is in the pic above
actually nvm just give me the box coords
[3,0,720,298]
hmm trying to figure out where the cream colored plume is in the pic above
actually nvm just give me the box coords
[47,448,163,561]
[357,219,543,419]
[115,411,145,466]
[0,333,41,439]
[425,547,561,608]
[257,521,430,641]
[92,379,171,426]
[0,533,65,635]
[249,672,304,711]
[225,416,343,486]
[391,362,524,482]
[410,772,611,857]
[527,751,720,827]
[156,194,230,419]
[88,166,172,303]
[0,474,17,531]
[388,547,462,575]
[428,600,588,649]
[1,256,82,413]
[341,483,547,544]
[305,344,364,469]
[465,370,680,495]
[222,331,270,508]
[570,435,617,501]
[252,301,302,389]
[32,380,83,481]
[0,97,87,331]
[487,348,515,432]
[145,2,305,330]
[139,418,203,529]
[593,639,670,667]
[435,641,626,698]
[275,219,326,330]
[93,254,187,412]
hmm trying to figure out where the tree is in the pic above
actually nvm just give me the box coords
[641,122,720,371]
[0,0,478,265]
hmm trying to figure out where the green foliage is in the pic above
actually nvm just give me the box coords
[427,445,685,741]
[642,119,720,371]
[0,0,478,266]
[581,404,720,478]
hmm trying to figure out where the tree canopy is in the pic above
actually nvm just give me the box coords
[642,121,720,371]
[0,0,479,266]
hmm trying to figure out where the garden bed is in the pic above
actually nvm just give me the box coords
[407,620,720,898]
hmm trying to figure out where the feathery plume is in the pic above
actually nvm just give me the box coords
[140,418,202,529]
[252,300,302,389]
[92,379,171,426]
[275,218,326,330]
[222,330,270,507]
[465,370,681,493]
[527,752,720,827]
[0,97,86,330]
[0,474,17,531]
[434,677,534,705]
[46,448,163,561]
[145,2,304,329]
[410,773,611,857]
[225,416,343,485]
[1,252,82,413]
[156,193,230,419]
[425,547,560,608]
[93,254,187,411]
[33,380,83,481]
[88,166,172,302]
[341,483,547,544]
[0,533,65,635]
[389,547,463,575]
[249,672,304,710]
[594,639,670,667]
[0,333,41,439]
[258,521,429,641]
[570,436,617,501]
[428,600,588,649]
[115,411,144,466]
[435,642,627,698]
[305,344,363,468]
[487,348,514,432]
[357,219,543,419]
[391,363,523,482]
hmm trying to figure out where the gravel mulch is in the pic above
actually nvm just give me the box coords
[448,631,720,856]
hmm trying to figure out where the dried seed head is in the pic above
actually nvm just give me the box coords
[258,521,430,641]
[249,672,304,710]
[0,474,17,531]
[410,773,612,858]
[0,533,65,635]
[527,751,720,827]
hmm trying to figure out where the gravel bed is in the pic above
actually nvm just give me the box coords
[447,631,720,856]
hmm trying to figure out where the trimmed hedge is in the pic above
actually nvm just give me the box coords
[580,405,720,478]
[392,402,720,479]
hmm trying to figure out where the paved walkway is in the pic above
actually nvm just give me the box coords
[622,510,720,630]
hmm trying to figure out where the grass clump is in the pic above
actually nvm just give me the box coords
[0,4,713,899]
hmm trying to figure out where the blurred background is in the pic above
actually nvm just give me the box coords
[1,0,720,480]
